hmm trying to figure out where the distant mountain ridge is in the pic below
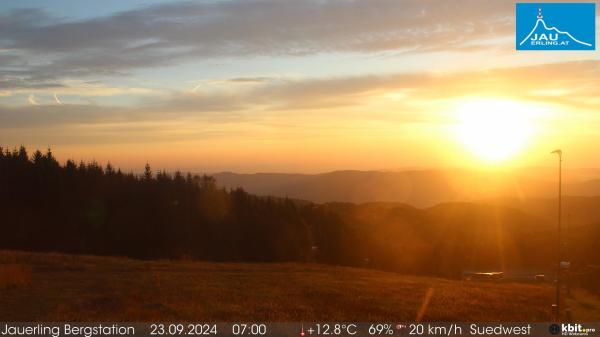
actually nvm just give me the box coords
[213,168,600,207]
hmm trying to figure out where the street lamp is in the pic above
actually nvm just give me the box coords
[551,149,562,320]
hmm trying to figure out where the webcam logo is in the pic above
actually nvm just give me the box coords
[516,3,595,50]
[549,323,597,336]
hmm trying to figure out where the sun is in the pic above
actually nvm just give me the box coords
[454,99,535,162]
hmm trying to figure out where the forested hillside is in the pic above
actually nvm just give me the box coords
[1,147,599,281]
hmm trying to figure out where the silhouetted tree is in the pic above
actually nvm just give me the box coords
[0,146,317,263]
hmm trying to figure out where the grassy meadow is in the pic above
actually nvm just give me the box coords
[0,250,574,322]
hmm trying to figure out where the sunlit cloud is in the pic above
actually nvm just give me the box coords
[4,80,160,100]
[27,94,39,105]
[2,60,599,132]
[0,0,515,89]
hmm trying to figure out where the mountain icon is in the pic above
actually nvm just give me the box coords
[519,8,592,47]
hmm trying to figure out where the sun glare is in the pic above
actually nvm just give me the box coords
[454,99,536,162]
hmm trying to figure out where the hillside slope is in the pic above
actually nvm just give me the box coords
[0,250,556,321]
[320,201,560,275]
[213,169,600,207]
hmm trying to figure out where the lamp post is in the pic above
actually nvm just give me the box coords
[551,149,562,320]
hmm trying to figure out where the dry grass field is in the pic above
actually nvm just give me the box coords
[567,289,600,321]
[0,250,576,321]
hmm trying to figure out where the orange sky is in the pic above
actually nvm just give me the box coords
[1,0,599,173]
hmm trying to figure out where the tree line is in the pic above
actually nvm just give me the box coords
[0,146,361,265]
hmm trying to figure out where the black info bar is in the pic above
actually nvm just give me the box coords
[0,322,597,337]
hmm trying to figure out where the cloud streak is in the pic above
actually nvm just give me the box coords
[27,94,39,105]
[0,0,515,89]
[2,60,600,132]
